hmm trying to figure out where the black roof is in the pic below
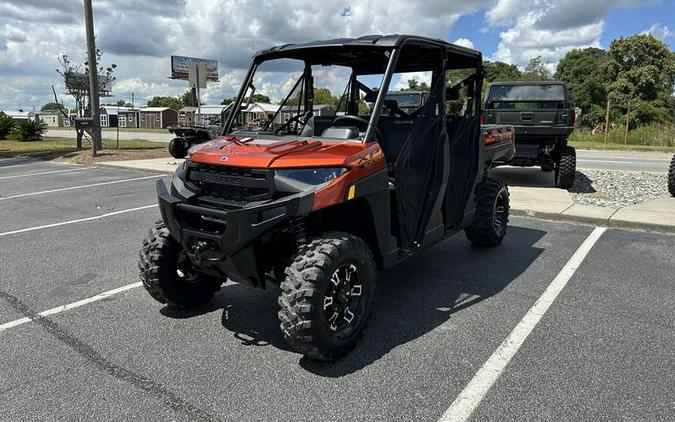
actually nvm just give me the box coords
[253,34,482,73]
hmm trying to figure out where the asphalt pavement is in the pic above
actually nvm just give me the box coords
[576,149,672,172]
[0,158,673,421]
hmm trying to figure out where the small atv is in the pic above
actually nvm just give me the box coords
[139,35,515,360]
[167,124,223,159]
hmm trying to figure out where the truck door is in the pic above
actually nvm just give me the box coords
[392,71,448,252]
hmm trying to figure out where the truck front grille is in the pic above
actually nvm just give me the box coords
[187,163,274,204]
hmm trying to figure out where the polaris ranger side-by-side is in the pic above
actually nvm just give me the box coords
[483,81,577,188]
[139,35,515,360]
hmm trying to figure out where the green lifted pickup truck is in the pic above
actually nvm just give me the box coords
[483,81,576,188]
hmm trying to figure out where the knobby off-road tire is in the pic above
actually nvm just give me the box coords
[465,176,510,247]
[168,138,189,158]
[278,232,377,361]
[139,221,222,308]
[668,154,675,197]
[555,145,576,189]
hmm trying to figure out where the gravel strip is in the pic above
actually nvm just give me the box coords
[570,169,669,208]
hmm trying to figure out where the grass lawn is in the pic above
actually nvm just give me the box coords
[569,141,675,153]
[0,137,164,158]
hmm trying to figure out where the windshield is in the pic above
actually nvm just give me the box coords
[487,84,565,102]
[386,92,424,108]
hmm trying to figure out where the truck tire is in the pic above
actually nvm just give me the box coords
[668,154,675,197]
[555,146,576,189]
[278,232,377,361]
[465,177,509,247]
[168,138,189,158]
[138,221,222,308]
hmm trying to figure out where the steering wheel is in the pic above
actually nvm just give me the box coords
[274,112,308,135]
[331,115,386,143]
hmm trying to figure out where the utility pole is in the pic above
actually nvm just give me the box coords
[603,99,610,145]
[84,0,102,155]
[624,103,630,145]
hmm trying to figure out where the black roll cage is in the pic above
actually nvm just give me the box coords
[222,35,483,142]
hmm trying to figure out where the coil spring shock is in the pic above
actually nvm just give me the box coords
[291,216,307,246]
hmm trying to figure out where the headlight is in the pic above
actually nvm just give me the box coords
[276,167,347,185]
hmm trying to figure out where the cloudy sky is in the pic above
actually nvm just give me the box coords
[0,0,673,111]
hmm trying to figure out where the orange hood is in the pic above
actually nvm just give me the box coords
[187,135,379,169]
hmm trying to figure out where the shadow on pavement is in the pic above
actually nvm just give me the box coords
[568,171,597,194]
[162,225,547,376]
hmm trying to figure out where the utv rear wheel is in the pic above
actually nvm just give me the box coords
[465,177,509,247]
[168,137,188,158]
[668,154,675,197]
[278,232,377,361]
[138,221,222,308]
[555,146,576,189]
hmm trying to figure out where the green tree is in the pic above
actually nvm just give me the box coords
[483,61,523,82]
[287,87,338,107]
[115,99,133,107]
[251,93,271,103]
[41,102,62,111]
[523,56,553,81]
[0,112,14,140]
[402,79,430,91]
[221,97,236,105]
[606,34,675,125]
[556,47,612,126]
[146,96,183,110]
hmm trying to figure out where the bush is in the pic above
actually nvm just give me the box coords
[9,119,48,142]
[0,113,14,140]
[570,124,675,147]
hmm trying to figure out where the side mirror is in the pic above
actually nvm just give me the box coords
[240,84,256,110]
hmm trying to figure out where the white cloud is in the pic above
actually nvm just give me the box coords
[643,23,673,41]
[453,38,475,49]
[0,0,659,111]
[486,0,648,69]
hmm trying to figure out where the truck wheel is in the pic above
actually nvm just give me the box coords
[278,232,377,361]
[168,138,188,158]
[555,146,576,189]
[465,177,509,247]
[668,154,675,197]
[138,221,222,309]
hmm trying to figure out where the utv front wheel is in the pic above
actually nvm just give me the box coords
[668,154,675,197]
[465,177,509,247]
[138,221,222,308]
[278,232,377,361]
[555,146,576,189]
[168,137,189,158]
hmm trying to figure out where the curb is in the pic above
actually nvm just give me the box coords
[95,162,176,175]
[511,208,675,234]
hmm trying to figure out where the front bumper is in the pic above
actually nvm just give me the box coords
[156,179,312,287]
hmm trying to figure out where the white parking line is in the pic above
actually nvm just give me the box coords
[0,282,142,333]
[0,167,90,180]
[439,226,606,422]
[0,175,159,201]
[0,204,156,237]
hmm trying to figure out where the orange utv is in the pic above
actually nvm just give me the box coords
[139,35,515,360]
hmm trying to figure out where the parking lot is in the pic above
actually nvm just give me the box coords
[0,157,673,422]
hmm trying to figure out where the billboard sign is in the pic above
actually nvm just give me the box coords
[171,55,218,81]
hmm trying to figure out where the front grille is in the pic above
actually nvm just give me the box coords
[187,163,274,204]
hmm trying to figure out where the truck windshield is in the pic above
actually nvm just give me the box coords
[487,84,565,102]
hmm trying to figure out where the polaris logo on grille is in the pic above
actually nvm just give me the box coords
[220,156,229,162]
